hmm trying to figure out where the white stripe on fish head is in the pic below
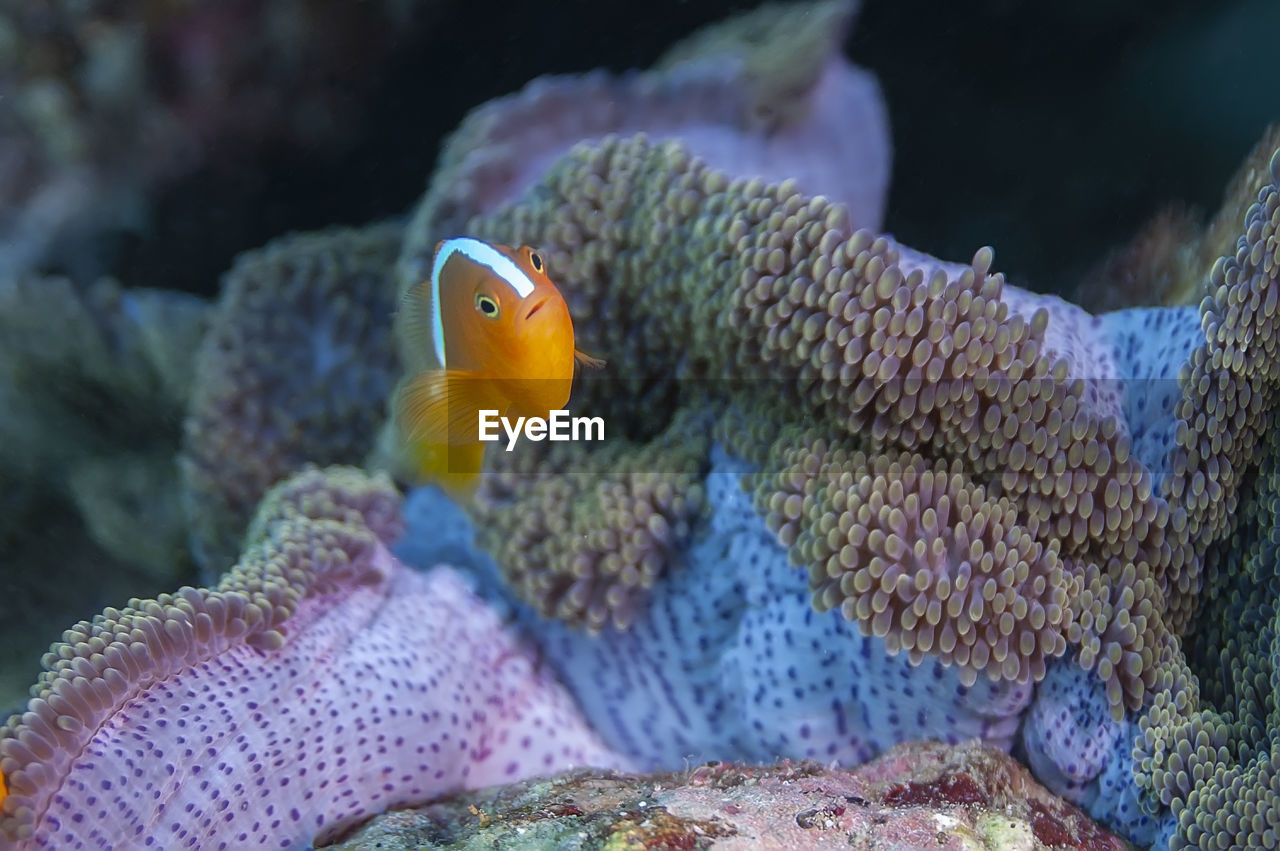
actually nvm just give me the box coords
[430,237,537,368]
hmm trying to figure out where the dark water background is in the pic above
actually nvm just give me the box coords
[110,0,1280,301]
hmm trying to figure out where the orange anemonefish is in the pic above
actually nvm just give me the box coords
[393,237,603,496]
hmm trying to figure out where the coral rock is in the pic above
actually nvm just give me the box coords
[323,740,1127,851]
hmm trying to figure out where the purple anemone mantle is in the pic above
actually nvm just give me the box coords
[0,467,628,850]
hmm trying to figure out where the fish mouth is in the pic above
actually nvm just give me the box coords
[524,297,549,320]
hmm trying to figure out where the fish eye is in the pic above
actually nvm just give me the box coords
[529,250,544,273]
[475,293,500,318]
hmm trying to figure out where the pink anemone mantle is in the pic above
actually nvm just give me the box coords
[0,467,628,850]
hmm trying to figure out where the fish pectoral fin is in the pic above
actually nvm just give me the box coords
[574,349,606,370]
[396,369,502,446]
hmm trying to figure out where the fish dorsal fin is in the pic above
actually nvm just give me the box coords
[396,276,444,372]
[396,369,505,446]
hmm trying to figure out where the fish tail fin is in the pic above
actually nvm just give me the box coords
[404,440,485,502]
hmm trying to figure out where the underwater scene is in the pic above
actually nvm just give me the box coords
[2,1,1279,848]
